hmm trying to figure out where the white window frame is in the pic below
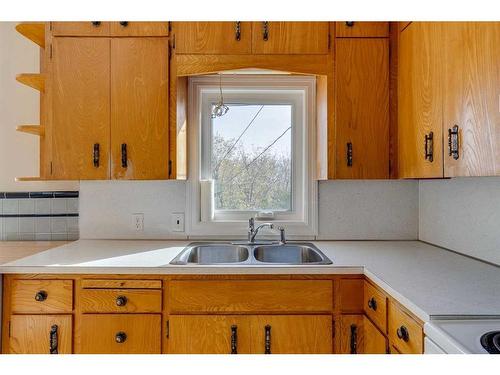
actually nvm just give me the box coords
[187,74,317,239]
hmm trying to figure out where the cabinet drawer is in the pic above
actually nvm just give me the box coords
[388,301,423,354]
[364,281,387,333]
[79,314,161,354]
[169,280,333,313]
[52,21,111,36]
[80,289,162,313]
[11,280,73,313]
[336,22,389,37]
[81,279,162,289]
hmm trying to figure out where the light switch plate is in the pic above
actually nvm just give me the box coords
[171,213,185,232]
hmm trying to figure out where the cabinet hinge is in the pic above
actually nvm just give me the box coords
[166,320,170,339]
[168,160,172,177]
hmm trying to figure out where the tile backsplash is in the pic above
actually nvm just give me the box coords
[0,191,79,241]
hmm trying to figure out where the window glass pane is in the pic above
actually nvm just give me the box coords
[211,104,292,211]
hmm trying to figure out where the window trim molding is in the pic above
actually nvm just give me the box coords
[186,74,318,239]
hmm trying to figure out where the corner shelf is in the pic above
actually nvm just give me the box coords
[15,23,45,48]
[16,125,45,136]
[16,73,45,92]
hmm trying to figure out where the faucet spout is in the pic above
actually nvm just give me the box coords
[248,219,274,243]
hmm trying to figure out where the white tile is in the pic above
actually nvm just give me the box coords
[66,198,79,214]
[5,232,20,240]
[67,217,79,233]
[19,233,35,240]
[51,199,67,214]
[35,233,51,241]
[51,233,67,241]
[35,199,51,215]
[2,199,19,214]
[18,199,35,214]
[3,217,18,233]
[51,217,67,233]
[35,217,51,233]
[19,217,35,233]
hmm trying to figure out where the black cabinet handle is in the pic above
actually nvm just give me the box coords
[350,324,357,354]
[397,325,410,342]
[367,297,377,311]
[424,131,434,162]
[115,331,127,343]
[121,143,128,168]
[49,324,58,354]
[448,125,459,160]
[116,295,127,307]
[346,142,353,167]
[235,22,241,41]
[262,21,269,41]
[91,22,101,27]
[264,325,271,354]
[35,290,47,302]
[230,325,238,354]
[93,143,100,167]
[119,22,129,27]
[345,21,355,27]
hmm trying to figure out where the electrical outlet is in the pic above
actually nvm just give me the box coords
[133,213,144,232]
[171,213,185,232]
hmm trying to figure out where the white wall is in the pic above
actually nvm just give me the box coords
[419,177,500,266]
[0,22,78,191]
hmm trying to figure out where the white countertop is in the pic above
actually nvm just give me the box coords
[1,239,499,322]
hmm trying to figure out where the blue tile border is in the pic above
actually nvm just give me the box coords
[0,191,79,199]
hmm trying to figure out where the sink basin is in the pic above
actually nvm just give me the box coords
[253,243,332,265]
[170,243,249,265]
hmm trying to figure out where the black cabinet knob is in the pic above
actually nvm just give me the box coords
[116,295,128,307]
[119,22,129,27]
[35,290,48,302]
[345,21,355,27]
[115,332,127,343]
[397,326,410,342]
[91,22,101,27]
[367,297,377,311]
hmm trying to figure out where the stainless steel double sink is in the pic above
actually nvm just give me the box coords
[170,242,333,265]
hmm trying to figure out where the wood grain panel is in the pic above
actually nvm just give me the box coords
[250,315,332,354]
[336,22,389,38]
[251,22,330,54]
[9,315,72,354]
[11,279,73,313]
[364,281,388,333]
[335,38,389,178]
[169,315,252,354]
[80,289,162,313]
[398,22,444,178]
[81,279,162,289]
[111,38,169,179]
[364,316,387,354]
[51,22,111,36]
[110,22,168,36]
[339,278,364,312]
[388,301,423,354]
[169,280,333,313]
[174,22,251,54]
[51,37,110,179]
[443,22,500,177]
[79,314,161,354]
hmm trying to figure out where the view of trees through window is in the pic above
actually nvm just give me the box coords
[211,103,292,211]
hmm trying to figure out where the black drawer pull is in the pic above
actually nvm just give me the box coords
[235,22,241,41]
[345,21,355,27]
[350,324,357,354]
[115,332,127,344]
[93,143,100,167]
[230,325,238,354]
[119,22,129,27]
[121,143,128,168]
[347,142,353,167]
[264,325,271,354]
[49,324,58,354]
[262,21,269,41]
[367,297,377,311]
[397,325,410,342]
[91,22,101,27]
[448,125,459,160]
[35,290,47,302]
[424,131,434,162]
[116,295,127,307]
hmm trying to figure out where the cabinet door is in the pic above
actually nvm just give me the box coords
[250,315,332,354]
[398,22,444,178]
[110,22,169,36]
[111,38,169,179]
[252,22,330,54]
[52,37,110,179]
[174,22,252,54]
[336,22,389,37]
[78,314,161,354]
[169,315,251,354]
[9,315,72,354]
[443,22,500,177]
[335,38,389,178]
[52,21,110,36]
[364,316,387,354]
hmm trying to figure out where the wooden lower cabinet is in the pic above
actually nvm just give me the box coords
[340,315,387,354]
[169,315,332,354]
[9,315,72,354]
[78,314,161,354]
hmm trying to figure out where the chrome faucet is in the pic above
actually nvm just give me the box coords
[248,218,274,243]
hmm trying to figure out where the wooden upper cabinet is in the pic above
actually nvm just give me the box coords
[335,38,389,179]
[173,22,252,54]
[336,22,389,37]
[51,22,111,36]
[110,22,169,36]
[443,22,500,177]
[398,22,444,178]
[51,37,110,180]
[111,38,169,179]
[251,22,330,54]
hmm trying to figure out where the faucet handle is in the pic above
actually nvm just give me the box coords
[278,226,286,244]
[248,217,255,230]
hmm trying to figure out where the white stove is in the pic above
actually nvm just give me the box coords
[425,318,500,354]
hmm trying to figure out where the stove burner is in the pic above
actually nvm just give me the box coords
[480,331,500,354]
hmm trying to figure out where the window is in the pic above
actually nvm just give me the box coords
[188,74,317,237]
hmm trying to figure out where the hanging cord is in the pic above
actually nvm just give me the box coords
[211,73,229,118]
